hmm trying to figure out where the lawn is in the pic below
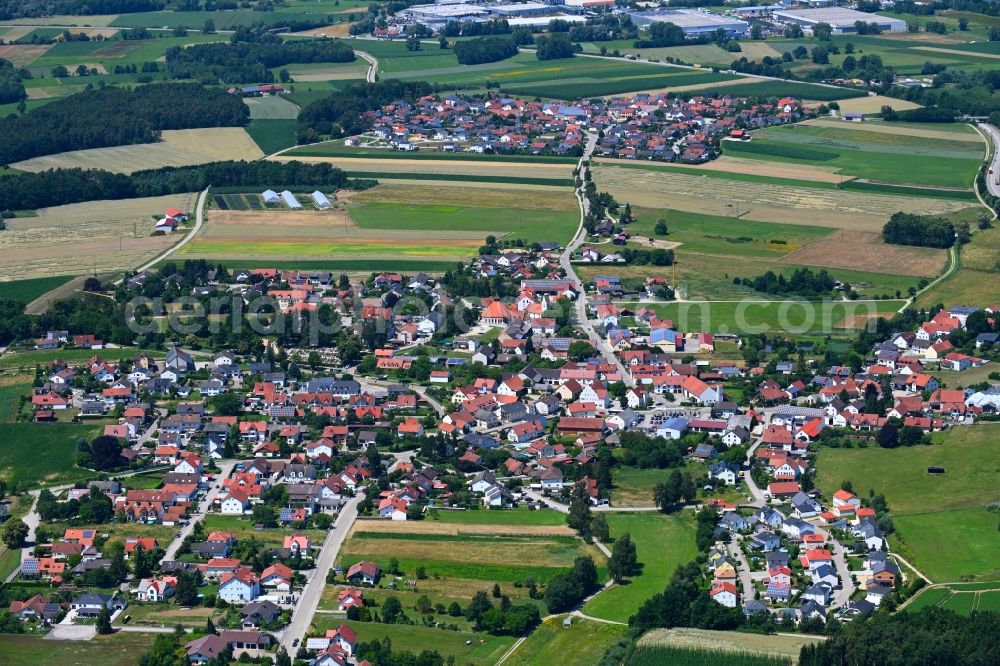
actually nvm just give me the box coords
[583,513,697,623]
[200,514,327,548]
[0,347,154,370]
[0,422,103,487]
[310,620,516,666]
[815,426,1000,582]
[608,467,665,508]
[637,300,903,335]
[0,632,157,666]
[348,202,580,245]
[0,276,74,304]
[506,615,627,666]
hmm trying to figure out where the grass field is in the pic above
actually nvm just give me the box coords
[0,346,154,371]
[433,507,568,526]
[0,423,102,487]
[506,615,627,666]
[637,300,903,335]
[0,633,157,666]
[279,153,576,182]
[242,94,300,120]
[907,585,1000,615]
[10,127,263,174]
[815,426,1000,581]
[311,620,516,666]
[282,143,578,163]
[200,514,326,548]
[0,275,74,304]
[0,376,31,422]
[583,513,697,623]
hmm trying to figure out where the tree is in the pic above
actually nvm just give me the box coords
[591,514,610,542]
[448,601,463,616]
[1,517,28,549]
[877,423,899,449]
[567,340,594,361]
[96,607,113,635]
[654,219,668,235]
[174,569,199,606]
[958,17,969,31]
[202,19,216,34]
[275,647,291,666]
[535,33,575,60]
[812,22,833,41]
[85,435,125,470]
[567,482,592,537]
[381,596,403,623]
[653,470,683,512]
[465,591,493,630]
[416,595,433,614]
[83,276,102,291]
[608,532,638,583]
[406,34,422,51]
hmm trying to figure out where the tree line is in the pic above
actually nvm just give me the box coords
[0,160,364,213]
[165,36,355,84]
[882,211,956,248]
[453,36,518,65]
[0,0,164,20]
[0,83,248,165]
[738,267,837,298]
[297,79,434,142]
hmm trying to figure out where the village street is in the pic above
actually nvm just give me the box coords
[162,459,237,561]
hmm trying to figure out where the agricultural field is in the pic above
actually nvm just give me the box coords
[815,426,1000,582]
[280,154,576,184]
[0,275,74,304]
[0,422,103,487]
[583,513,698,623]
[338,519,605,584]
[781,231,947,278]
[907,584,1000,615]
[636,627,824,662]
[285,59,370,82]
[10,127,264,174]
[505,615,628,666]
[0,193,196,280]
[243,94,300,120]
[180,182,578,269]
[725,120,983,189]
[246,119,299,155]
[593,165,970,232]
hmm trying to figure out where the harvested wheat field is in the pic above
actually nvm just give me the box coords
[243,95,299,119]
[293,23,352,37]
[782,231,947,277]
[834,95,922,115]
[0,193,195,280]
[804,118,984,143]
[596,154,844,183]
[273,155,575,181]
[0,43,51,66]
[11,128,263,174]
[594,165,969,232]
[287,60,368,81]
[350,182,578,211]
[349,520,575,537]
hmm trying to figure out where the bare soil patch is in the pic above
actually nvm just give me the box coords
[0,43,51,66]
[781,231,947,277]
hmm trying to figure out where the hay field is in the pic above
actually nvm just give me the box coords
[0,14,119,26]
[349,520,575,537]
[10,128,263,174]
[273,155,575,180]
[243,95,299,119]
[638,628,824,661]
[782,231,947,277]
[293,23,352,37]
[596,154,844,183]
[593,165,968,231]
[0,43,51,66]
[834,94,922,114]
[0,193,195,280]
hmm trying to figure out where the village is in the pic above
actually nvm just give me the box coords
[1,227,996,664]
[340,91,809,161]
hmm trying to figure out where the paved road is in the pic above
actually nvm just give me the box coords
[979,123,1000,199]
[163,460,236,561]
[280,492,364,653]
[558,132,634,388]
[356,50,378,83]
[727,536,755,600]
[130,186,210,277]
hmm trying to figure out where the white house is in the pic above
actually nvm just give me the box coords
[218,571,260,604]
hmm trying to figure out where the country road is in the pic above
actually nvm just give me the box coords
[979,123,1000,200]
[130,186,209,277]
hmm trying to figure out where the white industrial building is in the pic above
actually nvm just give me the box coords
[262,189,280,205]
[311,191,333,209]
[772,8,907,33]
[631,9,748,37]
[400,3,489,24]
[280,190,302,209]
[489,2,552,17]
[505,14,587,29]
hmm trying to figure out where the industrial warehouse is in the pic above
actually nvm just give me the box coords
[772,7,908,33]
